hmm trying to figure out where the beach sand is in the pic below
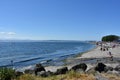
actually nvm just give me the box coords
[45,43,120,72]
[77,46,120,59]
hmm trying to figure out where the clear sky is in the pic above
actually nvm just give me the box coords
[0,0,120,40]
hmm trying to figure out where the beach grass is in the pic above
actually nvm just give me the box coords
[0,69,119,80]
[101,73,120,80]
[18,71,95,80]
[17,71,120,80]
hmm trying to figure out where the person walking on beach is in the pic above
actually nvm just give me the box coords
[108,51,113,61]
[100,47,103,51]
[11,60,14,68]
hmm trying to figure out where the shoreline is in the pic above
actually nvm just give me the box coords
[14,42,96,72]
[45,42,120,72]
[0,41,94,68]
[74,45,97,58]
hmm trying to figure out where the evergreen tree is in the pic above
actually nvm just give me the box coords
[102,35,120,42]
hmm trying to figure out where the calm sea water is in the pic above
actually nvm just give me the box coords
[0,41,95,69]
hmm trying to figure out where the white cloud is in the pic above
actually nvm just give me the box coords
[0,31,17,39]
[0,32,6,34]
[0,32,16,35]
[7,32,16,35]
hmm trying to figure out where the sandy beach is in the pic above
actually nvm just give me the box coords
[77,46,120,59]
[46,42,120,72]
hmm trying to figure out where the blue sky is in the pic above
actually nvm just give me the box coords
[0,0,120,40]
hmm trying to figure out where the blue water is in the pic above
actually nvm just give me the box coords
[0,41,95,68]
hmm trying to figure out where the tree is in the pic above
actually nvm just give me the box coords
[102,35,120,42]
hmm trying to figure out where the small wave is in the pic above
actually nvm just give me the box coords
[15,56,45,64]
[16,65,34,72]
[40,59,52,64]
[0,57,45,67]
[60,53,75,58]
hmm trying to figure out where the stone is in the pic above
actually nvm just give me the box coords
[15,71,23,77]
[114,65,120,72]
[24,69,34,74]
[71,63,87,72]
[34,63,46,75]
[95,74,108,80]
[107,70,119,75]
[37,71,53,77]
[87,67,96,74]
[95,63,106,73]
[37,71,46,77]
[45,71,53,76]
[76,69,85,73]
[104,66,113,72]
[54,67,68,75]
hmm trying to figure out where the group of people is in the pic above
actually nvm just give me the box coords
[100,47,109,51]
[96,41,119,61]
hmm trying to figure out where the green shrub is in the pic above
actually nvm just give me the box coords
[0,67,15,80]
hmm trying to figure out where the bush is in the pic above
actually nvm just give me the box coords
[0,67,15,80]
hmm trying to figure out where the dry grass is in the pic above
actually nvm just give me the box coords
[17,71,120,80]
[17,74,35,80]
[18,71,95,80]
[101,73,120,80]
